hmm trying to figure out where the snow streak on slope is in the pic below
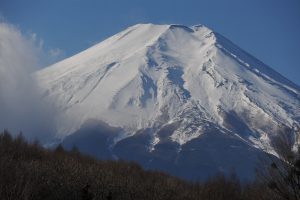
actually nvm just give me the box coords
[36,24,300,170]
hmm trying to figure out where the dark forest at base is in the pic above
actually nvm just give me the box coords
[0,130,298,200]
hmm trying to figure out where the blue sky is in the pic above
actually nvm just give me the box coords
[1,0,300,85]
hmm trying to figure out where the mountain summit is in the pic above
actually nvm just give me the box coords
[36,24,300,180]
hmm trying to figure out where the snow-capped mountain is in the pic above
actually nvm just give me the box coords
[36,24,300,180]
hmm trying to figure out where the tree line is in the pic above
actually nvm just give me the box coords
[0,130,299,200]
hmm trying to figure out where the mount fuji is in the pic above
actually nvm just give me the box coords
[35,24,300,180]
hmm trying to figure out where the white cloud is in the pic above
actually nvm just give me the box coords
[0,22,59,142]
[48,47,65,62]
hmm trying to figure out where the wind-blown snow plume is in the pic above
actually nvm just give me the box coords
[0,22,57,142]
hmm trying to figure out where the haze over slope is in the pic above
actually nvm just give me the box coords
[36,24,300,179]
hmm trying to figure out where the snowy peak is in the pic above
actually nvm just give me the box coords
[36,24,300,154]
[214,32,300,93]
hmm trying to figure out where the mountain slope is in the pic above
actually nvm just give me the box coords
[36,24,300,180]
